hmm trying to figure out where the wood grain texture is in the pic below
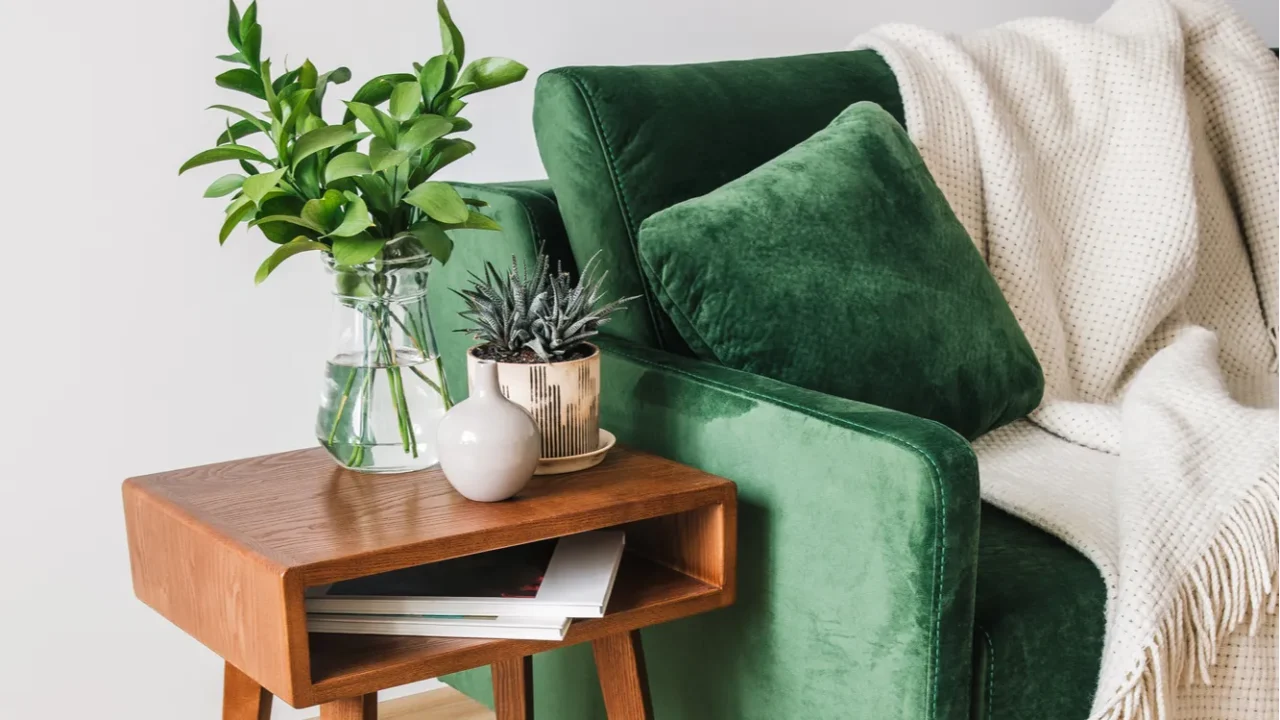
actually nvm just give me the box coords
[126,447,730,585]
[620,502,736,590]
[491,655,534,720]
[592,631,654,720]
[223,663,273,720]
[124,483,299,702]
[123,445,737,708]
[319,693,377,720]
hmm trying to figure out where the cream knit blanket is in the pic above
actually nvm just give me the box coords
[856,1,1279,718]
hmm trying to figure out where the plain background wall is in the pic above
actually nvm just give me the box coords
[0,0,1273,717]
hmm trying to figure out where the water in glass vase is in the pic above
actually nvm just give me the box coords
[317,348,448,473]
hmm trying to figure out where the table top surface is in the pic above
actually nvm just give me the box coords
[125,445,734,585]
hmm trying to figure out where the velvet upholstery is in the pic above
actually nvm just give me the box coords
[636,103,1044,440]
[972,505,1107,720]
[533,50,903,352]
[447,335,983,720]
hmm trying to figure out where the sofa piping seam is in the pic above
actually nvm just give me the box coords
[553,68,669,348]
[978,625,995,720]
[605,342,951,719]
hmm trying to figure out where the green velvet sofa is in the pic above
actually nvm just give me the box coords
[425,50,1106,720]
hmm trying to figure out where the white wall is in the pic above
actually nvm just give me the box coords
[0,1,1273,718]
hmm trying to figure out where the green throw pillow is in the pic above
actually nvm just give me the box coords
[635,101,1042,440]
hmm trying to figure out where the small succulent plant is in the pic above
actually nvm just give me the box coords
[456,251,636,362]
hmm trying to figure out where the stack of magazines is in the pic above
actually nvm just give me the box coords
[305,531,626,641]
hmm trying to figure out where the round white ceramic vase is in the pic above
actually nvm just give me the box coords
[436,360,540,502]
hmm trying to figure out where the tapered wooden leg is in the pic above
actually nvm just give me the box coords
[592,631,654,720]
[222,662,272,720]
[492,655,534,720]
[319,693,377,720]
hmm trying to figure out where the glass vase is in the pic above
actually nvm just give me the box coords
[315,249,452,473]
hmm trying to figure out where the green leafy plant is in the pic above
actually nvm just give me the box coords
[181,0,528,471]
[180,0,526,283]
[457,252,637,363]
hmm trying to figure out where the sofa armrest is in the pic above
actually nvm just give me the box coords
[428,180,572,400]
[597,335,979,720]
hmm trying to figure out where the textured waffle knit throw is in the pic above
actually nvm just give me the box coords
[857,1,1279,718]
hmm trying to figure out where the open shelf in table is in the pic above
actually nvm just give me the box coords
[305,551,724,702]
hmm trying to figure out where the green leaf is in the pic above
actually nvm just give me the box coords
[298,113,324,136]
[437,0,465,66]
[226,0,242,49]
[389,82,422,122]
[458,57,528,91]
[418,55,450,105]
[239,2,257,43]
[449,117,472,132]
[219,195,255,245]
[240,24,261,72]
[179,145,269,174]
[291,154,319,199]
[292,124,367,169]
[325,152,372,183]
[208,104,271,135]
[368,136,410,172]
[251,213,326,235]
[344,101,398,144]
[314,66,352,106]
[255,237,329,284]
[404,181,467,223]
[446,82,479,100]
[441,210,500,231]
[397,114,451,153]
[204,173,245,198]
[272,68,301,95]
[216,52,247,65]
[343,74,418,122]
[299,59,318,90]
[327,195,375,238]
[215,69,265,99]
[241,167,286,204]
[444,98,466,117]
[401,222,453,263]
[301,189,346,231]
[280,89,314,137]
[353,174,393,216]
[216,118,261,145]
[253,195,306,243]
[261,59,281,120]
[463,197,488,207]
[425,138,475,175]
[331,232,386,266]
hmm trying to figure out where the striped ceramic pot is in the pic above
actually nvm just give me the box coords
[466,344,600,459]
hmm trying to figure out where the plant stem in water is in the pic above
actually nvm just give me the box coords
[327,364,358,445]
[374,305,417,458]
[387,310,452,408]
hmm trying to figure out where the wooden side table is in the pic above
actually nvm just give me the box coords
[123,446,736,719]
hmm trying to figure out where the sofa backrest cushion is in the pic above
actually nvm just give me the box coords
[533,50,902,351]
[636,102,1044,440]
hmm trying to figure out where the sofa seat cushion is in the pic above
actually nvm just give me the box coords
[635,101,1043,439]
[973,504,1106,720]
